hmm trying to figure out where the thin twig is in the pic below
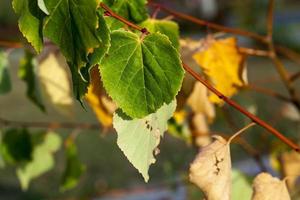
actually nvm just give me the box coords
[290,71,300,82]
[148,2,267,43]
[238,47,270,57]
[100,3,300,152]
[244,84,291,102]
[228,122,256,143]
[0,117,101,130]
[266,0,300,111]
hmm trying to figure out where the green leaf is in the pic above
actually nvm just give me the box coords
[69,62,89,102]
[140,19,180,50]
[60,138,85,191]
[0,51,12,95]
[232,169,252,200]
[43,0,101,69]
[17,132,61,190]
[19,51,45,111]
[100,30,184,118]
[0,129,33,165]
[12,0,44,53]
[113,100,176,182]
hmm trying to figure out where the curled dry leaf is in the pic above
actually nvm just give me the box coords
[189,136,231,200]
[85,67,117,127]
[193,37,247,105]
[252,173,291,200]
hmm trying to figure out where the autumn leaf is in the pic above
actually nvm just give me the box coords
[281,151,300,190]
[85,67,116,127]
[252,173,291,200]
[193,37,246,104]
[189,135,231,200]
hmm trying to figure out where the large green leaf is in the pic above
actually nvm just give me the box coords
[0,129,33,165]
[140,19,180,50]
[0,51,12,95]
[100,30,184,118]
[60,138,85,191]
[113,100,176,182]
[43,0,101,69]
[12,0,44,53]
[19,51,45,111]
[17,132,61,190]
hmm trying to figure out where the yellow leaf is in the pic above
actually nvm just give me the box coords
[193,37,246,104]
[38,52,74,116]
[85,67,116,127]
[281,151,300,190]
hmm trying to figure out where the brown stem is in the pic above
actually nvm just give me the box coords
[100,3,300,152]
[148,2,267,43]
[290,71,300,82]
[276,45,300,66]
[266,0,300,111]
[0,117,101,130]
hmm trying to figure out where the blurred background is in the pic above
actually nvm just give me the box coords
[0,0,300,199]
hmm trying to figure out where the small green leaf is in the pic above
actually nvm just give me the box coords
[100,30,184,118]
[38,0,49,15]
[43,0,101,69]
[60,138,85,191]
[0,129,33,165]
[0,51,12,95]
[12,0,44,53]
[19,51,45,111]
[17,132,61,190]
[140,19,180,50]
[113,100,176,182]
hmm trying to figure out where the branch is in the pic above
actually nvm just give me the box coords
[266,0,300,111]
[290,71,300,82]
[100,3,300,152]
[148,2,267,43]
[0,40,23,48]
[0,117,101,130]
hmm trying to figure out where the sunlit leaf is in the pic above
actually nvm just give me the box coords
[17,132,61,190]
[100,30,184,118]
[232,169,252,200]
[38,52,74,116]
[113,100,176,182]
[140,19,180,50]
[12,0,44,53]
[193,37,246,104]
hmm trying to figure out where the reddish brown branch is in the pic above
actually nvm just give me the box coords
[148,2,267,43]
[100,3,300,152]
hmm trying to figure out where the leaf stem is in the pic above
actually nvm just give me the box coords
[100,3,300,152]
[228,122,256,144]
